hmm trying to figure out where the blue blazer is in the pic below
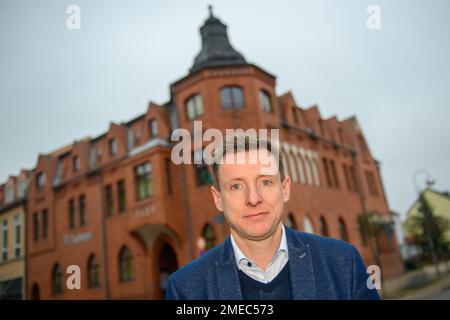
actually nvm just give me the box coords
[166,226,380,300]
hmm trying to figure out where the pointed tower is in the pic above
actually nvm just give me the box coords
[170,6,280,132]
[190,5,247,74]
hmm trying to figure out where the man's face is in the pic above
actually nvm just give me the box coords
[211,149,291,241]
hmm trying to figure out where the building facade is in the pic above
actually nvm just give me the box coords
[25,10,403,300]
[0,170,31,300]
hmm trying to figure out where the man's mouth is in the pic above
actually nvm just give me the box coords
[244,211,269,219]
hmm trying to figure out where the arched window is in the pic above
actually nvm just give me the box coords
[287,151,298,182]
[286,214,297,229]
[311,157,321,186]
[119,246,134,282]
[220,86,245,109]
[88,254,100,288]
[259,90,273,112]
[52,263,63,295]
[294,151,306,184]
[202,224,217,251]
[185,94,203,120]
[303,216,315,234]
[304,153,314,185]
[319,216,329,236]
[338,218,349,242]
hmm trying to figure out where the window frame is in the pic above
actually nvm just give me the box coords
[185,94,204,120]
[259,89,273,113]
[220,86,245,110]
[134,162,153,200]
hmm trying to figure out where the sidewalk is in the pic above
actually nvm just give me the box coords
[383,261,450,299]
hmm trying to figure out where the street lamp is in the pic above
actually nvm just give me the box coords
[412,169,440,276]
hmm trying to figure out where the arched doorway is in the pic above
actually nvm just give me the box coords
[158,243,178,299]
[31,283,40,300]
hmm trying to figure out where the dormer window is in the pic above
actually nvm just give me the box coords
[220,86,244,109]
[259,90,273,113]
[109,138,117,156]
[73,156,80,172]
[18,179,27,198]
[186,94,203,120]
[5,184,14,204]
[148,119,158,139]
[36,172,46,189]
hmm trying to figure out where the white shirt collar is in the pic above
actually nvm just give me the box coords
[230,224,289,269]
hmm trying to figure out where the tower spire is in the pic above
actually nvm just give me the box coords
[208,4,213,17]
[189,7,247,74]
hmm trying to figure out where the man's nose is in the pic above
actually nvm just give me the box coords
[246,185,262,207]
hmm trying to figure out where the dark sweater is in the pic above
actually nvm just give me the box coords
[238,263,292,300]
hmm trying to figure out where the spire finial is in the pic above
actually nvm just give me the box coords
[208,5,213,17]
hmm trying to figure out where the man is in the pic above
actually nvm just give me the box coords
[166,135,380,300]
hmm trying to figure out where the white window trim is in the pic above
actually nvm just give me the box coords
[13,215,21,258]
[1,220,8,262]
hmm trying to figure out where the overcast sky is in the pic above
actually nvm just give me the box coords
[1,0,449,220]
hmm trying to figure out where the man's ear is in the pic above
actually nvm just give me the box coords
[281,176,291,203]
[210,185,223,212]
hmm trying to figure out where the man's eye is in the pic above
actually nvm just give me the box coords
[230,184,242,190]
[261,179,273,186]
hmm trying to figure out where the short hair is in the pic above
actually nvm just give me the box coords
[210,134,285,189]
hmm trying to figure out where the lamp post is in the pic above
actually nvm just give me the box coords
[412,169,440,276]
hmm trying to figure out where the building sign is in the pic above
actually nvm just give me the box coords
[134,204,155,218]
[64,232,93,245]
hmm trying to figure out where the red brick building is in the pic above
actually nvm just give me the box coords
[26,9,403,300]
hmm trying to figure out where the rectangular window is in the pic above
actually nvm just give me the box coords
[69,199,76,229]
[79,195,86,226]
[186,95,204,120]
[349,166,359,192]
[33,213,39,242]
[135,163,153,200]
[322,158,332,188]
[330,160,340,189]
[42,209,48,239]
[117,180,126,214]
[148,119,158,139]
[165,159,172,195]
[109,138,117,156]
[5,184,14,204]
[18,179,27,198]
[73,156,80,172]
[259,90,273,113]
[2,220,8,262]
[343,164,352,192]
[36,172,46,189]
[13,215,21,258]
[105,185,114,216]
[127,127,134,150]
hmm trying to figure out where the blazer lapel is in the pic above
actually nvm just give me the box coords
[286,227,316,300]
[216,237,243,300]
